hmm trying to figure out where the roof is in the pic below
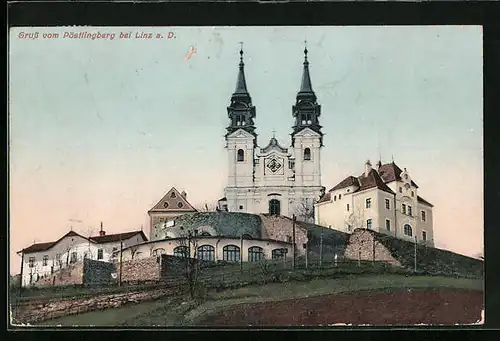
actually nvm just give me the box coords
[169,212,263,239]
[355,169,396,195]
[218,197,227,202]
[417,196,434,207]
[328,176,359,192]
[19,230,148,254]
[317,191,331,203]
[378,162,419,188]
[90,231,147,244]
[19,230,87,254]
[148,187,198,214]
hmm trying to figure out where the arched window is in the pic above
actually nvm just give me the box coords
[237,149,245,162]
[173,246,188,258]
[242,233,252,239]
[223,245,241,262]
[271,248,288,260]
[404,224,413,237]
[304,148,311,161]
[248,246,264,262]
[269,199,281,215]
[197,245,215,261]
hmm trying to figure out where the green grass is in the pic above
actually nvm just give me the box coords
[38,274,482,327]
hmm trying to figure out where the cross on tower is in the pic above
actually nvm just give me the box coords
[272,129,277,138]
[239,41,244,50]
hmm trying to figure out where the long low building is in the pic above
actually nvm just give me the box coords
[117,235,293,263]
[17,227,147,287]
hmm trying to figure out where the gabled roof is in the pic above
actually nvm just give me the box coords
[317,191,331,203]
[90,230,148,244]
[328,176,359,192]
[355,169,396,195]
[417,196,434,207]
[19,230,88,254]
[148,187,198,214]
[378,162,419,188]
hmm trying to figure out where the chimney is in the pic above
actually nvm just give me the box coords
[376,160,382,170]
[181,190,187,199]
[364,160,372,177]
[99,222,106,236]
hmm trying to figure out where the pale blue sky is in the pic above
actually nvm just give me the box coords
[9,26,483,273]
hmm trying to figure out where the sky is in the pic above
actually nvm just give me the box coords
[9,26,483,274]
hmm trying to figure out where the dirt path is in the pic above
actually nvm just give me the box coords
[197,288,483,326]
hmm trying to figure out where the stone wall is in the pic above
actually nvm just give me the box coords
[13,287,184,324]
[119,255,167,283]
[344,229,402,266]
[260,215,308,256]
[34,263,84,287]
[83,259,116,285]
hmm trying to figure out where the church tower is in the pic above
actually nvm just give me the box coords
[225,46,257,211]
[291,45,323,189]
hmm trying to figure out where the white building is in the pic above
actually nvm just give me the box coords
[315,160,434,246]
[17,227,147,287]
[219,46,325,219]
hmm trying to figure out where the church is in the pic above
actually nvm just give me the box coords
[218,46,325,219]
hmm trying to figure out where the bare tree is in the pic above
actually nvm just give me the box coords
[293,198,316,223]
[176,229,205,300]
[345,204,365,233]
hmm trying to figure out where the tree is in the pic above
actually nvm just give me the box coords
[175,229,206,301]
[293,198,316,223]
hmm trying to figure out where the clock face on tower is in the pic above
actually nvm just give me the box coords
[265,157,284,175]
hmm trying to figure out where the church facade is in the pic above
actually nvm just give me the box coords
[218,46,325,219]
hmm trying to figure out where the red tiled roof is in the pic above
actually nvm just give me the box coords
[355,169,396,195]
[417,196,434,207]
[378,162,419,188]
[19,230,88,254]
[328,176,359,192]
[90,231,147,244]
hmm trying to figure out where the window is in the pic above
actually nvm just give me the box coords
[239,205,244,210]
[402,204,406,214]
[56,253,61,260]
[339,194,342,200]
[365,198,372,209]
[385,219,391,231]
[97,249,104,260]
[271,248,288,260]
[197,245,215,261]
[41,255,48,266]
[173,246,189,258]
[286,235,292,243]
[237,149,245,162]
[385,198,390,210]
[248,246,264,262]
[399,187,402,193]
[422,231,427,241]
[421,211,426,222]
[152,248,165,257]
[163,202,169,208]
[269,199,280,215]
[346,204,350,211]
[347,224,352,232]
[288,160,295,169]
[408,205,412,216]
[303,148,311,161]
[334,195,337,201]
[301,113,312,125]
[411,191,414,197]
[177,202,184,208]
[404,224,413,237]
[70,252,77,264]
[223,245,241,262]
[170,192,176,198]
[367,219,372,229]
